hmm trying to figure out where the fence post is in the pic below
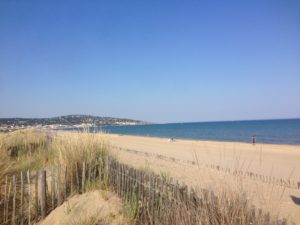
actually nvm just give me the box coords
[51,165,55,210]
[35,170,39,218]
[20,171,24,225]
[57,164,62,206]
[106,156,109,185]
[126,166,130,203]
[148,173,154,225]
[129,168,132,205]
[64,166,68,200]
[116,161,118,194]
[150,174,156,224]
[82,161,86,193]
[93,161,97,181]
[141,171,145,202]
[12,175,16,225]
[6,178,12,224]
[119,164,123,198]
[157,176,162,221]
[120,163,123,198]
[134,169,139,218]
[27,171,31,225]
[122,164,126,199]
[117,163,120,196]
[138,170,142,203]
[88,161,91,183]
[151,175,156,225]
[3,176,7,224]
[41,170,47,219]
[76,162,80,192]
[98,161,102,184]
[70,164,73,194]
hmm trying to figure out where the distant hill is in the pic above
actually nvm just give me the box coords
[0,115,146,127]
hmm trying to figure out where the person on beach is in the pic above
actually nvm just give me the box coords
[252,136,256,145]
[168,138,175,142]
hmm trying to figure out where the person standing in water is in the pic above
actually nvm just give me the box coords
[252,136,256,145]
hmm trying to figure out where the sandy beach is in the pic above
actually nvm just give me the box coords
[98,133,300,223]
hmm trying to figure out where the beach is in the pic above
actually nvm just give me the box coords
[98,133,300,223]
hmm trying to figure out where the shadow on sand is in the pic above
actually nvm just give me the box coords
[290,195,300,206]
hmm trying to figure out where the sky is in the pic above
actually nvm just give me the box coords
[0,0,299,123]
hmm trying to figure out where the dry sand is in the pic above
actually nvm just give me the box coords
[98,134,300,224]
[38,190,128,225]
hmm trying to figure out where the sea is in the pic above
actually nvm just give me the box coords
[64,119,300,145]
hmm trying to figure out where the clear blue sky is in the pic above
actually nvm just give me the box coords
[0,0,299,123]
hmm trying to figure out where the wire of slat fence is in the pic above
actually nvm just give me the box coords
[113,145,300,189]
[0,156,288,225]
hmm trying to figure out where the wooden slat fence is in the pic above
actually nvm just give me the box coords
[0,156,288,225]
[113,146,300,190]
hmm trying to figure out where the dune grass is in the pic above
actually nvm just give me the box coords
[0,129,111,224]
[0,129,292,225]
[0,129,109,189]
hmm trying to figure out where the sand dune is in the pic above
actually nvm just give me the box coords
[38,190,127,225]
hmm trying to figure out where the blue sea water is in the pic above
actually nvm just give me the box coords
[66,119,300,145]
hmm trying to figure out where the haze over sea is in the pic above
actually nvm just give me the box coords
[66,119,300,145]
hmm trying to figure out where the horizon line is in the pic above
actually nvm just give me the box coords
[0,115,299,125]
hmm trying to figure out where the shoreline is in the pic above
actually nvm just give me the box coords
[55,127,300,146]
[9,127,300,146]
[103,132,300,147]
[97,133,300,179]
[52,118,300,146]
[56,128,300,149]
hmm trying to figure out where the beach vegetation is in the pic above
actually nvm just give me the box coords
[0,129,293,225]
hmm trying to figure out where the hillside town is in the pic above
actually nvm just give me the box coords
[0,115,146,132]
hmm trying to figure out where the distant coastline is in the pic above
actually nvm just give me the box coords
[0,114,147,133]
